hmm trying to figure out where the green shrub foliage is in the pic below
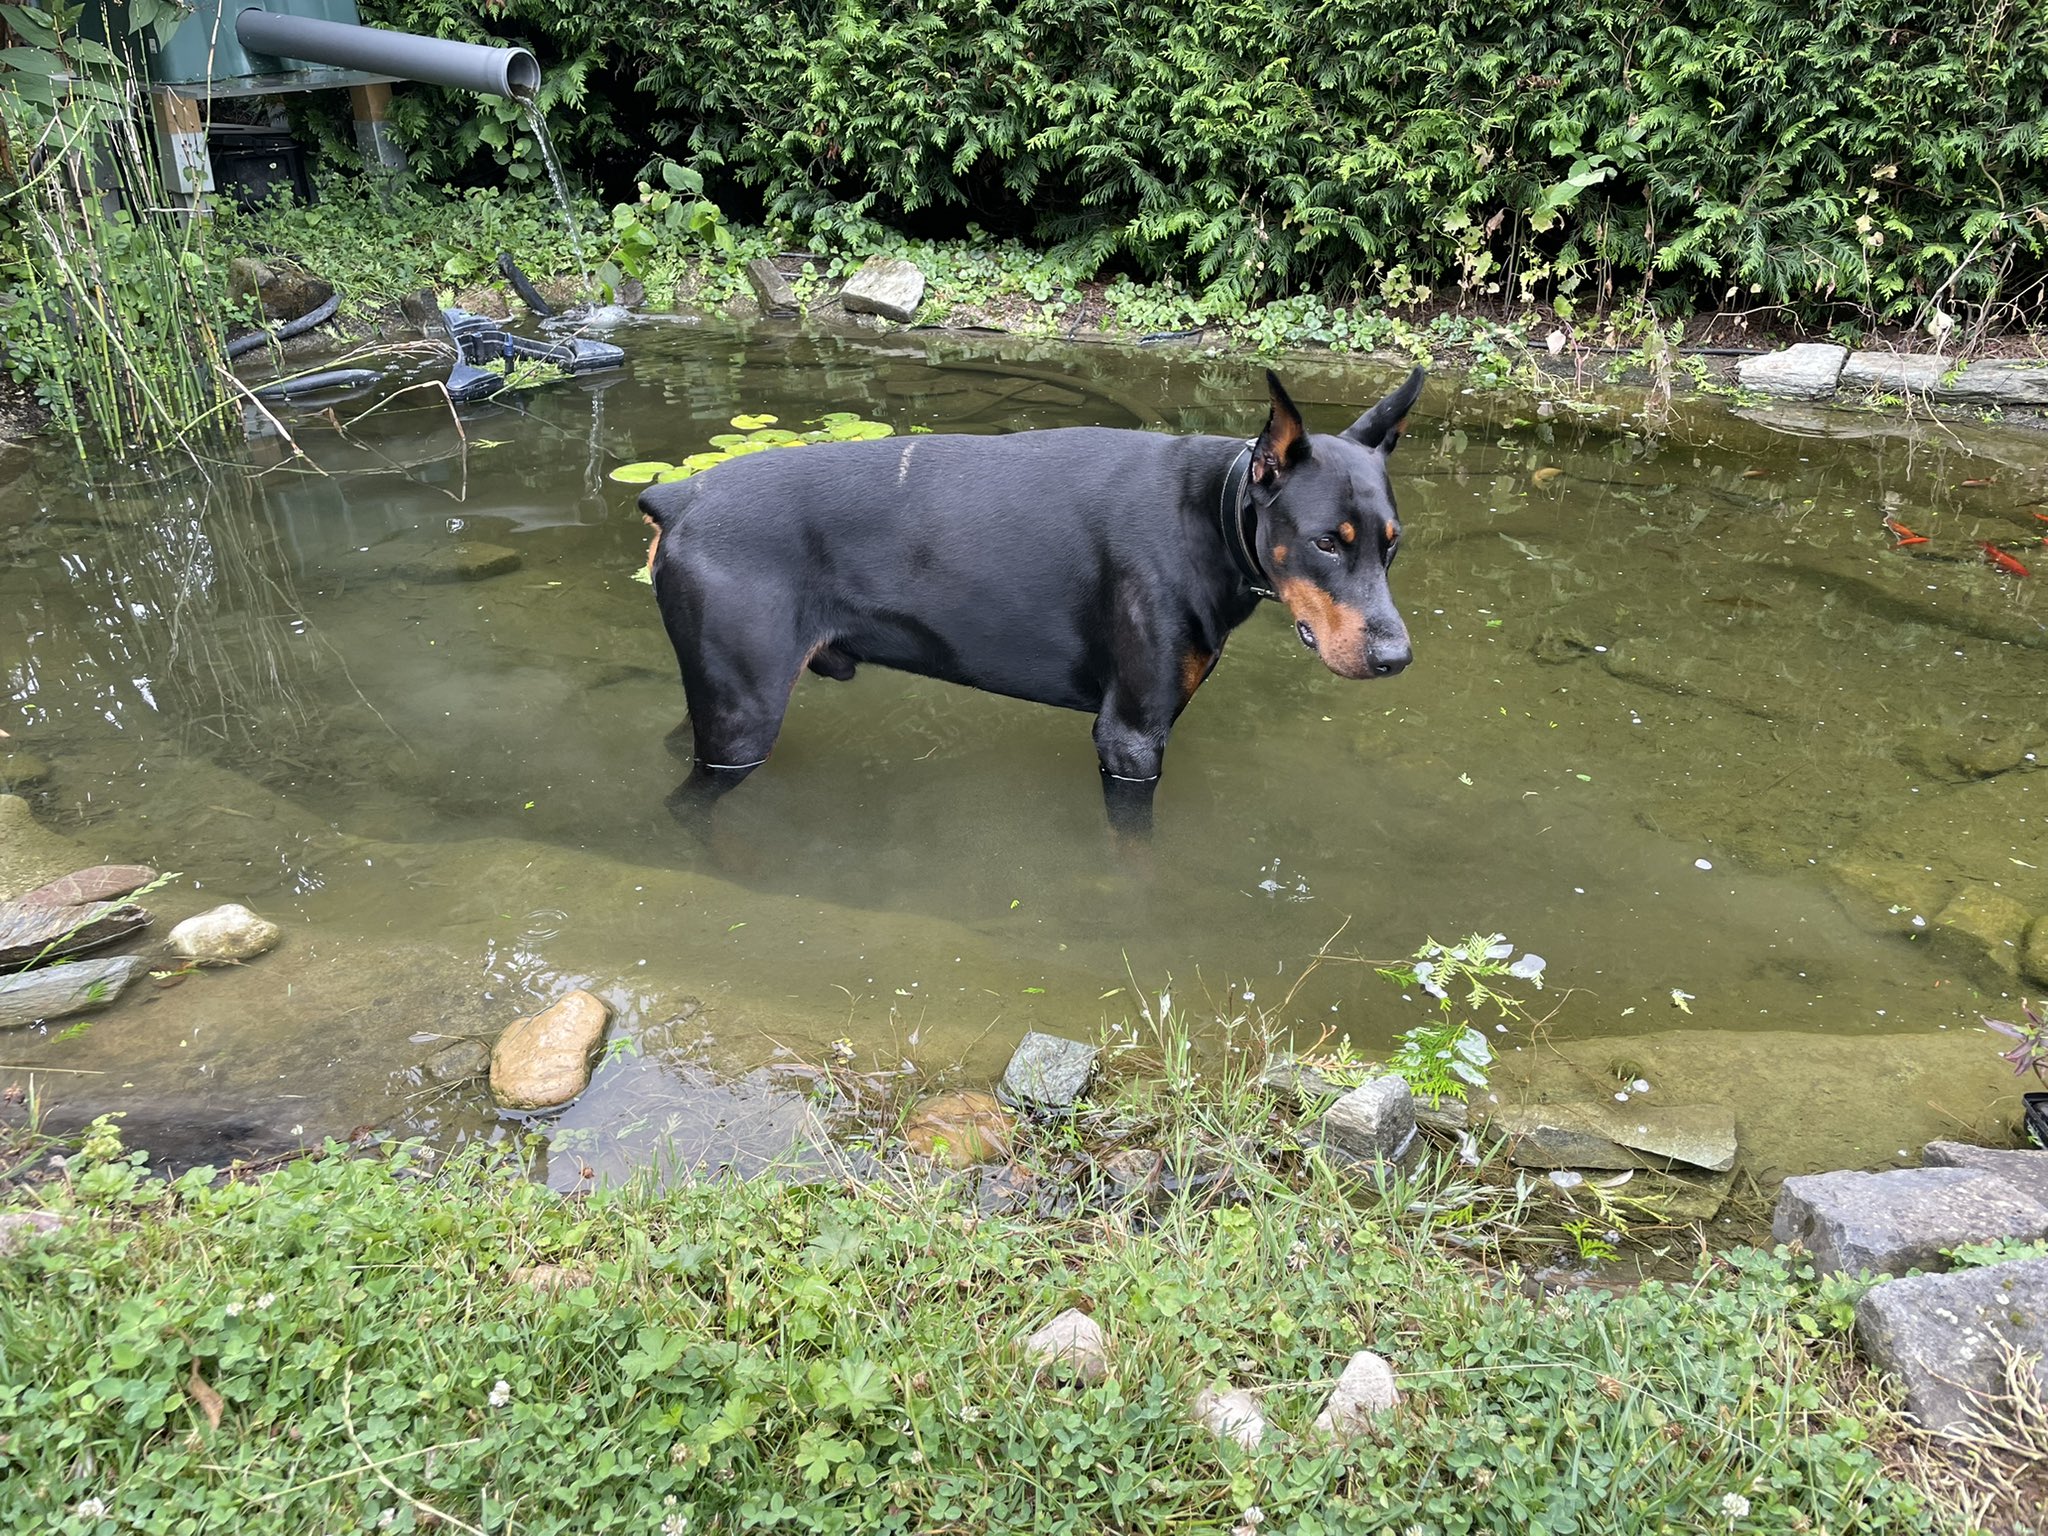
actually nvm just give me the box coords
[362,0,2048,323]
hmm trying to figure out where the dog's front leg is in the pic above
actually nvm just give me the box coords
[1092,691,1173,838]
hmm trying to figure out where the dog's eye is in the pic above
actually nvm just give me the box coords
[1313,535,1339,556]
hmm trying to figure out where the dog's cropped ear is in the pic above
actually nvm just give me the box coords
[1251,369,1312,486]
[1344,366,1426,453]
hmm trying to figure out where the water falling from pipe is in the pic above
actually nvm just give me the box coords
[514,90,594,299]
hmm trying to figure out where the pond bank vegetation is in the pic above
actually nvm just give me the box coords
[0,994,2031,1534]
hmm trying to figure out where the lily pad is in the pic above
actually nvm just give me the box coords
[730,413,779,430]
[608,461,677,484]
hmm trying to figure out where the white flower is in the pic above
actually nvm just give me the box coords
[255,1292,276,1311]
[1720,1492,1751,1520]
[74,1497,108,1519]
[488,1379,512,1408]
[1507,953,1546,985]
[224,1302,243,1319]
[1483,937,1514,960]
[662,1514,690,1536]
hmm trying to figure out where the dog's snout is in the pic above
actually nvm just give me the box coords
[1367,639,1412,677]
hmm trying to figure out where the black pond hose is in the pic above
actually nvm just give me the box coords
[250,367,384,403]
[225,290,342,360]
[497,251,555,318]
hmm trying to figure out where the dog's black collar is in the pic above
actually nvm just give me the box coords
[1219,441,1276,602]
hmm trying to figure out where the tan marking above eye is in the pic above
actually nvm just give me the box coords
[1383,519,1397,544]
[1271,543,1288,563]
[1336,522,1356,544]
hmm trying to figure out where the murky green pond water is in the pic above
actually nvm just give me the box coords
[3,318,2044,1187]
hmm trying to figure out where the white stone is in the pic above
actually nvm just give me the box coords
[1019,1307,1108,1384]
[0,1209,64,1258]
[1313,1350,1400,1439]
[839,258,926,323]
[1193,1387,1266,1450]
[166,903,281,964]
[490,989,611,1111]
[1737,344,1847,400]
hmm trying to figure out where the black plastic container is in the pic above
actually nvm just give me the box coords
[208,125,312,212]
[2026,1092,2048,1150]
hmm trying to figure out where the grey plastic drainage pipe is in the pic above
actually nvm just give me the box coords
[234,8,541,98]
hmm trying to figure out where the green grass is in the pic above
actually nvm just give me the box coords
[0,1049,1951,1536]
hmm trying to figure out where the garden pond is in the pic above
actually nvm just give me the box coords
[1,317,2043,1190]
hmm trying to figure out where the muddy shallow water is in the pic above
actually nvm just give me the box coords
[2,319,2044,1186]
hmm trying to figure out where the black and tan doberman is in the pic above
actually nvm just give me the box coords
[640,367,1424,832]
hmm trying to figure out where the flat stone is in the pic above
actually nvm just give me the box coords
[1193,1387,1265,1450]
[1415,1097,1470,1133]
[367,539,522,584]
[0,898,148,969]
[422,1038,492,1084]
[1934,360,2048,407]
[1313,1350,1399,1439]
[1855,1257,2048,1435]
[1773,1167,2048,1277]
[1946,732,2036,779]
[0,955,146,1031]
[838,257,926,324]
[1485,1101,1737,1173]
[744,258,798,316]
[1260,1054,1347,1105]
[1019,1307,1107,1384]
[0,752,48,790]
[1737,343,1847,400]
[1923,1141,2048,1209]
[1100,1146,1164,1195]
[1840,351,1950,394]
[17,865,158,906]
[1319,1076,1416,1165]
[902,1090,1012,1167]
[1631,1165,1738,1222]
[491,989,611,1111]
[2024,916,2048,988]
[0,1209,65,1258]
[166,903,280,965]
[1930,887,2032,973]
[999,1031,1098,1112]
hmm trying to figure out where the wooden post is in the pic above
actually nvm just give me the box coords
[350,82,406,171]
[150,88,212,209]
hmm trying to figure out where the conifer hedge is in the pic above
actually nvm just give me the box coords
[367,0,2048,323]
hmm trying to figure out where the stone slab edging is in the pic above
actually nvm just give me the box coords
[1741,343,2048,406]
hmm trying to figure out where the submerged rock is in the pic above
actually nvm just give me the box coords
[1930,887,2032,975]
[1855,1257,2048,1435]
[2022,916,2048,988]
[422,1037,493,1085]
[1193,1387,1266,1450]
[1000,1031,1098,1111]
[366,538,522,584]
[1313,1350,1400,1439]
[838,257,926,323]
[166,904,280,965]
[0,751,48,791]
[0,898,149,969]
[0,954,146,1031]
[0,794,84,903]
[490,989,611,1110]
[1486,1101,1737,1174]
[1019,1307,1108,1384]
[903,1090,1013,1167]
